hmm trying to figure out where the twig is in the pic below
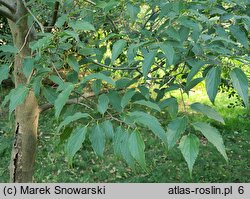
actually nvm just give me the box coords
[18,23,34,53]
[39,92,95,113]
[21,0,44,33]
[51,62,64,82]
[91,60,141,71]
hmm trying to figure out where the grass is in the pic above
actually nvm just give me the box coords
[0,86,249,182]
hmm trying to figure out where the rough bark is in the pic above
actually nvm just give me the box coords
[7,1,39,182]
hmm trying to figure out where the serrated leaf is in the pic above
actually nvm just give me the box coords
[121,132,135,168]
[97,94,109,114]
[49,75,64,87]
[134,100,161,112]
[91,79,101,96]
[160,43,175,66]
[142,51,156,78]
[166,117,188,149]
[89,124,106,157]
[115,78,133,89]
[187,60,204,82]
[111,39,127,64]
[107,90,122,112]
[185,77,204,92]
[81,73,115,86]
[65,126,87,164]
[22,58,34,79]
[69,20,95,31]
[230,25,249,49]
[101,120,114,139]
[230,68,249,107]
[190,102,225,124]
[129,111,168,146]
[0,65,9,84]
[32,76,42,97]
[67,55,79,72]
[113,126,124,156]
[9,85,29,118]
[205,67,221,104]
[129,131,146,168]
[179,134,200,175]
[166,27,181,41]
[42,87,58,104]
[0,45,18,53]
[55,83,74,118]
[192,122,228,162]
[121,89,136,110]
[57,112,90,133]
[159,97,178,119]
[127,3,140,20]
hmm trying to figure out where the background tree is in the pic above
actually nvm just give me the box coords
[0,0,249,182]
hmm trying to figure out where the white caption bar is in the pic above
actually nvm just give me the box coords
[0,183,249,199]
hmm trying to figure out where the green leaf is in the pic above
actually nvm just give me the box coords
[142,51,156,78]
[22,58,34,79]
[57,112,90,133]
[127,3,140,20]
[159,97,178,119]
[192,122,228,162]
[129,111,168,146]
[81,73,115,86]
[134,100,161,112]
[69,20,95,31]
[89,124,106,157]
[115,78,133,89]
[205,67,221,104]
[91,79,101,96]
[187,60,204,82]
[101,121,114,139]
[9,85,29,118]
[120,132,135,168]
[185,77,204,93]
[49,75,64,87]
[32,76,42,97]
[97,94,109,115]
[0,45,18,53]
[190,102,225,124]
[230,25,249,49]
[55,83,74,118]
[166,27,181,41]
[129,131,146,168]
[67,55,79,72]
[113,126,124,156]
[166,117,188,149]
[107,90,122,112]
[111,39,127,64]
[65,126,87,164]
[179,134,200,175]
[230,68,249,107]
[0,65,9,84]
[42,87,58,104]
[160,43,175,66]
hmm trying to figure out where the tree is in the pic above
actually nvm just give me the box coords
[0,0,249,182]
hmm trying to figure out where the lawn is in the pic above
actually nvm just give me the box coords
[0,86,249,182]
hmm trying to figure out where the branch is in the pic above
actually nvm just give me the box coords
[91,60,141,71]
[0,0,16,13]
[0,7,16,21]
[39,92,95,113]
[47,1,60,32]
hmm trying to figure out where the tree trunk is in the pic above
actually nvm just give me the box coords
[8,1,39,182]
